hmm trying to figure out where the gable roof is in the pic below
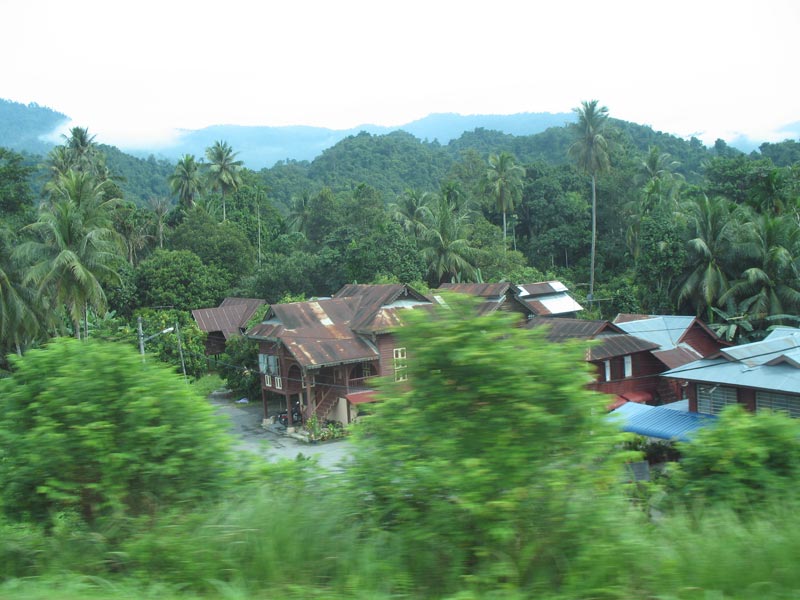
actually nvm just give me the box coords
[334,283,431,334]
[247,284,433,368]
[662,329,800,394]
[613,315,696,349]
[192,297,266,340]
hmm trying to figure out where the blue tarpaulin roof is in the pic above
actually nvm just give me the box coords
[609,402,716,442]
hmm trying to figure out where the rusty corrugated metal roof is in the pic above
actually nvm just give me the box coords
[652,346,702,369]
[526,317,622,341]
[192,297,266,340]
[589,334,660,361]
[247,298,379,368]
[335,284,431,334]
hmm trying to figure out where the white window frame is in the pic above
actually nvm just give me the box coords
[604,360,611,382]
[393,347,408,382]
[624,355,632,378]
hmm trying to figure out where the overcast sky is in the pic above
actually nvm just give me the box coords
[2,0,798,149]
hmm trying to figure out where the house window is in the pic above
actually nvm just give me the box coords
[362,363,373,377]
[756,391,800,418]
[697,384,737,415]
[264,374,272,387]
[274,376,283,390]
[604,360,611,382]
[393,347,408,382]
[624,355,632,378]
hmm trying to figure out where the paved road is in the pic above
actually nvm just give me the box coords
[209,395,354,471]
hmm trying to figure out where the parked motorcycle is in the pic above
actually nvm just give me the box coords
[277,401,303,427]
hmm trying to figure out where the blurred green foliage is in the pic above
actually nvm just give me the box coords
[0,338,235,526]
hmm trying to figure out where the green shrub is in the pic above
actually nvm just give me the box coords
[0,338,237,527]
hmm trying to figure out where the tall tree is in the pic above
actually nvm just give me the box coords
[484,152,525,245]
[16,172,123,339]
[389,189,433,241]
[568,100,610,301]
[148,196,172,249]
[721,212,800,323]
[204,141,243,221]
[419,194,478,286]
[169,154,202,211]
[676,194,738,321]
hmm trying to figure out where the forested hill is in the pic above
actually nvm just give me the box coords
[258,119,723,206]
[0,99,68,155]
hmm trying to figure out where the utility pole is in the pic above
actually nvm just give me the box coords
[175,321,188,382]
[137,316,145,360]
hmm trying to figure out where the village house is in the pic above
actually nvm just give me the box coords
[192,297,266,355]
[246,283,432,426]
[662,327,800,417]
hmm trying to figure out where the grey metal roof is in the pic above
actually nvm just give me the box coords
[609,402,716,441]
[721,331,800,366]
[662,357,800,395]
[614,315,695,350]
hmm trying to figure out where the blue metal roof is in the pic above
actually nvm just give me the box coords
[609,403,716,442]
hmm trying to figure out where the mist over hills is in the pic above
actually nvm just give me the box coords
[0,98,574,168]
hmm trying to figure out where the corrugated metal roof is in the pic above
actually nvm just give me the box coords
[615,316,695,350]
[652,346,702,369]
[520,293,584,316]
[517,281,567,296]
[609,403,716,441]
[721,331,800,366]
[247,298,379,368]
[247,285,433,368]
[765,327,800,341]
[662,357,800,395]
[525,318,657,359]
[192,297,266,340]
[525,317,620,341]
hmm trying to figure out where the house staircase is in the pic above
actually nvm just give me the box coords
[313,385,339,421]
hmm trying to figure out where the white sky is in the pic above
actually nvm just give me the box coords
[1,0,798,149]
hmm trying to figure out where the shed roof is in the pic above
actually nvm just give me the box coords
[609,402,716,441]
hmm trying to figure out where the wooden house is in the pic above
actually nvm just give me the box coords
[246,284,432,425]
[662,327,800,417]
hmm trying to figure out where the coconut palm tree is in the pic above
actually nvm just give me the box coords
[288,191,313,236]
[204,141,243,221]
[389,189,434,240]
[16,172,123,339]
[418,195,478,286]
[0,227,39,355]
[169,154,202,211]
[720,212,800,324]
[676,195,739,321]
[568,100,610,301]
[484,152,525,245]
[148,196,172,249]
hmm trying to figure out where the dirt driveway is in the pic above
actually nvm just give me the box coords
[209,394,353,471]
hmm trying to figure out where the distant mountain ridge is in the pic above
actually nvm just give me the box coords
[150,112,575,168]
[0,98,573,167]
